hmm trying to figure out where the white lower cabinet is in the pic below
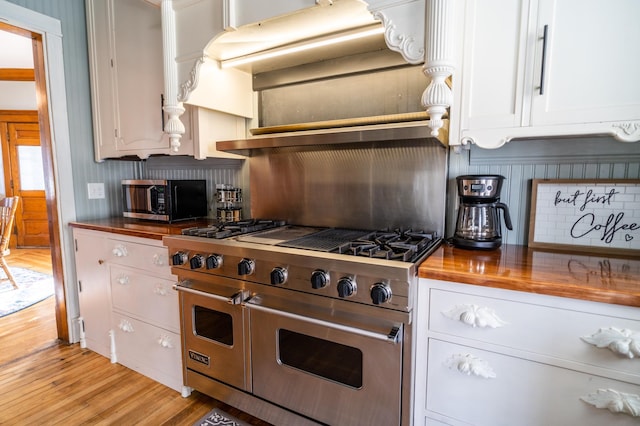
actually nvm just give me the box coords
[73,228,187,395]
[426,340,640,426]
[73,228,110,359]
[416,279,640,426]
[111,312,183,394]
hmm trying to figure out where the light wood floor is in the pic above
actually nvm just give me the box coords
[0,249,271,425]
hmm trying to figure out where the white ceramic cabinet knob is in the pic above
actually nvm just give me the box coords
[152,253,165,266]
[443,304,508,328]
[581,388,640,417]
[118,319,134,333]
[154,285,168,296]
[112,244,128,257]
[445,353,496,379]
[158,335,173,348]
[116,275,129,286]
[581,327,640,359]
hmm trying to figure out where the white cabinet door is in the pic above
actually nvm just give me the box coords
[458,0,532,132]
[111,0,166,153]
[530,0,640,126]
[453,0,640,148]
[86,0,195,160]
[73,229,110,359]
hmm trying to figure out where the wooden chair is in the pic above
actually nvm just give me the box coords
[0,197,20,289]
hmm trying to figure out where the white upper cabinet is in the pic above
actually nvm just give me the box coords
[530,0,640,126]
[87,0,243,160]
[451,0,640,149]
[86,0,189,160]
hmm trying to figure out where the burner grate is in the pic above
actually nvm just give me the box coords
[338,230,439,262]
[182,219,286,239]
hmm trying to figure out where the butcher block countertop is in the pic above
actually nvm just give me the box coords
[69,217,215,240]
[419,244,640,308]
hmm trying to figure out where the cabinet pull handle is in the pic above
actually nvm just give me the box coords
[160,93,165,131]
[118,319,134,333]
[443,304,507,328]
[158,335,173,348]
[581,327,640,358]
[116,275,130,286]
[581,389,640,417]
[112,244,128,257]
[445,353,496,379]
[538,24,549,95]
[152,253,165,266]
[154,285,168,296]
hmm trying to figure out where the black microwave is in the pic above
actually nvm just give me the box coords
[122,179,207,222]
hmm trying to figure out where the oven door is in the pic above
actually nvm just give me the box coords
[247,296,403,426]
[177,284,251,392]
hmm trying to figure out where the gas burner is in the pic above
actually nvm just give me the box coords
[338,229,438,262]
[182,219,286,239]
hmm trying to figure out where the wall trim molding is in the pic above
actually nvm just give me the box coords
[469,137,640,165]
[143,155,243,171]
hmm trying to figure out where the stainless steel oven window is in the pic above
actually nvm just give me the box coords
[278,328,363,388]
[193,305,234,346]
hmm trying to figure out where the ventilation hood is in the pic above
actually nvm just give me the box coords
[159,0,455,152]
[208,1,392,74]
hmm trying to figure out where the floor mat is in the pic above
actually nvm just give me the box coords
[193,408,252,426]
[0,267,53,317]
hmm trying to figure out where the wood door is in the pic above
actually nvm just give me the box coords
[3,121,50,247]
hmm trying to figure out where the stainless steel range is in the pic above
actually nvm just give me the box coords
[165,138,448,426]
[165,219,441,426]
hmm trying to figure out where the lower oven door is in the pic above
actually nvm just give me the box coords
[177,285,250,392]
[247,299,403,426]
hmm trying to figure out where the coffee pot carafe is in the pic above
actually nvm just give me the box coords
[452,175,513,250]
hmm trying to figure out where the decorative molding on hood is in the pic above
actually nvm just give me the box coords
[160,0,455,152]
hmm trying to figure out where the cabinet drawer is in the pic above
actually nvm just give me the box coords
[429,288,640,378]
[426,339,640,426]
[106,237,172,277]
[110,265,179,333]
[112,312,183,393]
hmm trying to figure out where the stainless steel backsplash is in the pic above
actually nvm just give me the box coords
[249,139,448,234]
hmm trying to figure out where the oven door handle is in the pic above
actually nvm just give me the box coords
[246,300,402,344]
[173,284,249,305]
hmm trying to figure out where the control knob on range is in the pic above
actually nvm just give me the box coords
[189,254,204,269]
[237,258,255,276]
[171,251,188,266]
[337,277,356,298]
[206,254,223,269]
[270,267,288,285]
[370,283,392,305]
[310,269,329,289]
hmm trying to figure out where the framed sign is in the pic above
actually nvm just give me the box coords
[529,179,640,254]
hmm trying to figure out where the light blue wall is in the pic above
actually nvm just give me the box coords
[447,136,640,245]
[4,0,138,220]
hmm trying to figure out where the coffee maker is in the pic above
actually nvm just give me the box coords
[452,175,513,250]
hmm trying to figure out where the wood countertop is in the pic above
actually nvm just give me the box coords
[419,243,640,308]
[69,217,216,240]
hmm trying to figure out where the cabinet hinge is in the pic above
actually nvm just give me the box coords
[78,280,82,293]
[110,58,114,68]
[114,128,118,138]
[74,238,78,252]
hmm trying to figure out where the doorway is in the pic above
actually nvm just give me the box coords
[0,19,69,342]
[0,111,51,248]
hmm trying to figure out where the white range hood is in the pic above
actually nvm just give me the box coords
[155,0,455,151]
